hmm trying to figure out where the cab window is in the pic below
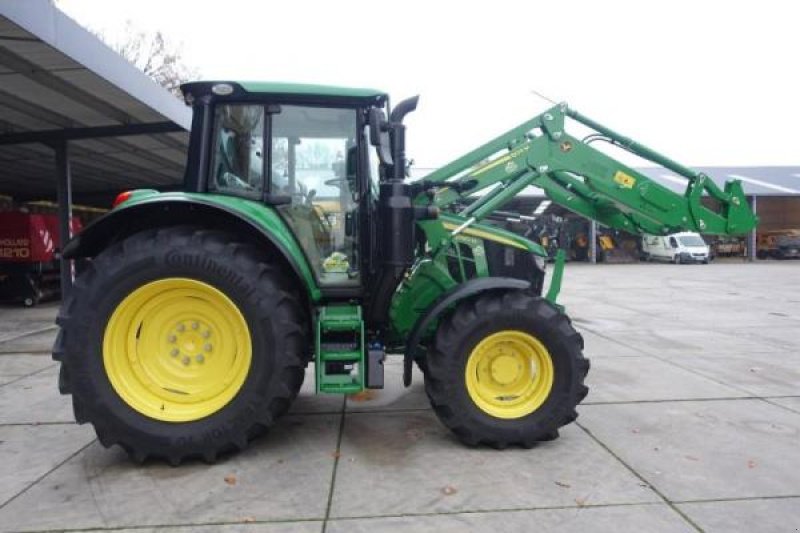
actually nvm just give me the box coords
[209,104,265,198]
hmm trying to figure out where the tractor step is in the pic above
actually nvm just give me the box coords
[315,304,365,393]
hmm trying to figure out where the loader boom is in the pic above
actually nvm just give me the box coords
[416,103,757,238]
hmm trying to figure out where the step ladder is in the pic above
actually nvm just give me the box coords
[315,304,365,394]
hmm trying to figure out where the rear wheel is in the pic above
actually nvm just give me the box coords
[424,291,589,448]
[53,226,308,464]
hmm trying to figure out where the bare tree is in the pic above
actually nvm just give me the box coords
[80,17,198,97]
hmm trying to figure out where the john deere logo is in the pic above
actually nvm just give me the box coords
[505,161,519,174]
[613,171,636,189]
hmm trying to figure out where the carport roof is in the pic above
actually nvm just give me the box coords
[518,166,800,199]
[640,166,800,197]
[0,0,191,204]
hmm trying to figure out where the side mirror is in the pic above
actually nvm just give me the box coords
[368,108,393,166]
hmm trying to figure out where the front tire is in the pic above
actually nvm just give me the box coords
[53,226,307,464]
[424,291,589,448]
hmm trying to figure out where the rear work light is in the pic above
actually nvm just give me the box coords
[112,190,133,208]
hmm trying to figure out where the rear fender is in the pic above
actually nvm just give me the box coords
[63,195,321,302]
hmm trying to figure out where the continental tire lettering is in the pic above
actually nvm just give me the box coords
[165,251,245,288]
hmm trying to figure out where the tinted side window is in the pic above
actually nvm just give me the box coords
[209,104,265,198]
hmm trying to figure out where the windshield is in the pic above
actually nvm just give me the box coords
[678,235,706,247]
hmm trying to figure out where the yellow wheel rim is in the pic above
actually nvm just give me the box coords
[103,278,252,422]
[465,330,554,419]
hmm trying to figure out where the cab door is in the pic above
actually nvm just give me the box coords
[270,105,361,289]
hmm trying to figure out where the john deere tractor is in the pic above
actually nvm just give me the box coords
[54,81,757,464]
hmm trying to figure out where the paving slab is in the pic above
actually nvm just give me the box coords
[584,356,748,403]
[0,364,73,424]
[0,302,59,325]
[289,366,345,415]
[345,360,429,413]
[580,400,800,501]
[586,327,787,357]
[73,522,322,533]
[767,396,800,414]
[327,504,694,533]
[0,328,58,354]
[0,353,54,384]
[330,411,659,518]
[668,353,800,397]
[0,423,95,507]
[677,497,800,533]
[0,415,340,532]
[572,329,646,358]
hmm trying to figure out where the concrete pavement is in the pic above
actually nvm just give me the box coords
[0,262,798,532]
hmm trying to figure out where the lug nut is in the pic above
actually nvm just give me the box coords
[168,334,177,343]
[177,323,185,332]
[182,356,190,366]
[202,330,211,338]
[196,354,205,364]
[170,348,179,357]
[204,343,213,352]
[191,321,199,330]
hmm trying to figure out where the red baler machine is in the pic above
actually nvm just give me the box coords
[0,212,82,306]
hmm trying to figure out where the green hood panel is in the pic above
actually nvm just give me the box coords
[433,213,547,257]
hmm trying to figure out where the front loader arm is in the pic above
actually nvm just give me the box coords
[418,103,757,236]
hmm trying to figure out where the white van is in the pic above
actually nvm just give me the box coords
[642,232,710,264]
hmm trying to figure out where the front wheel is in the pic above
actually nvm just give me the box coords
[424,291,589,448]
[54,226,308,464]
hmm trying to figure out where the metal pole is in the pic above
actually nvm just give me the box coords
[589,219,597,263]
[54,140,74,298]
[748,195,757,262]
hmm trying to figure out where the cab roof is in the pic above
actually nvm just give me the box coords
[180,81,388,106]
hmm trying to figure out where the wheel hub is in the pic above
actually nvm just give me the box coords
[489,353,522,385]
[168,322,213,364]
[103,278,252,422]
[465,330,554,419]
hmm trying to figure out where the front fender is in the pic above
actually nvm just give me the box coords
[402,276,530,386]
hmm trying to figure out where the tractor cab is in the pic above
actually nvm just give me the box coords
[181,81,389,290]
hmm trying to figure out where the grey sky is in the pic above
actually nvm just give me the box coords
[56,0,798,170]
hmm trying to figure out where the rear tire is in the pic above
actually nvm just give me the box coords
[424,291,589,448]
[53,226,308,464]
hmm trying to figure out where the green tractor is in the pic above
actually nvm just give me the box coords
[54,81,757,464]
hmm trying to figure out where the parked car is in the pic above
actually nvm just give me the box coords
[757,230,800,259]
[641,232,710,264]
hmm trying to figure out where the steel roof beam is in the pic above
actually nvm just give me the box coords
[0,121,183,145]
[0,87,186,171]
